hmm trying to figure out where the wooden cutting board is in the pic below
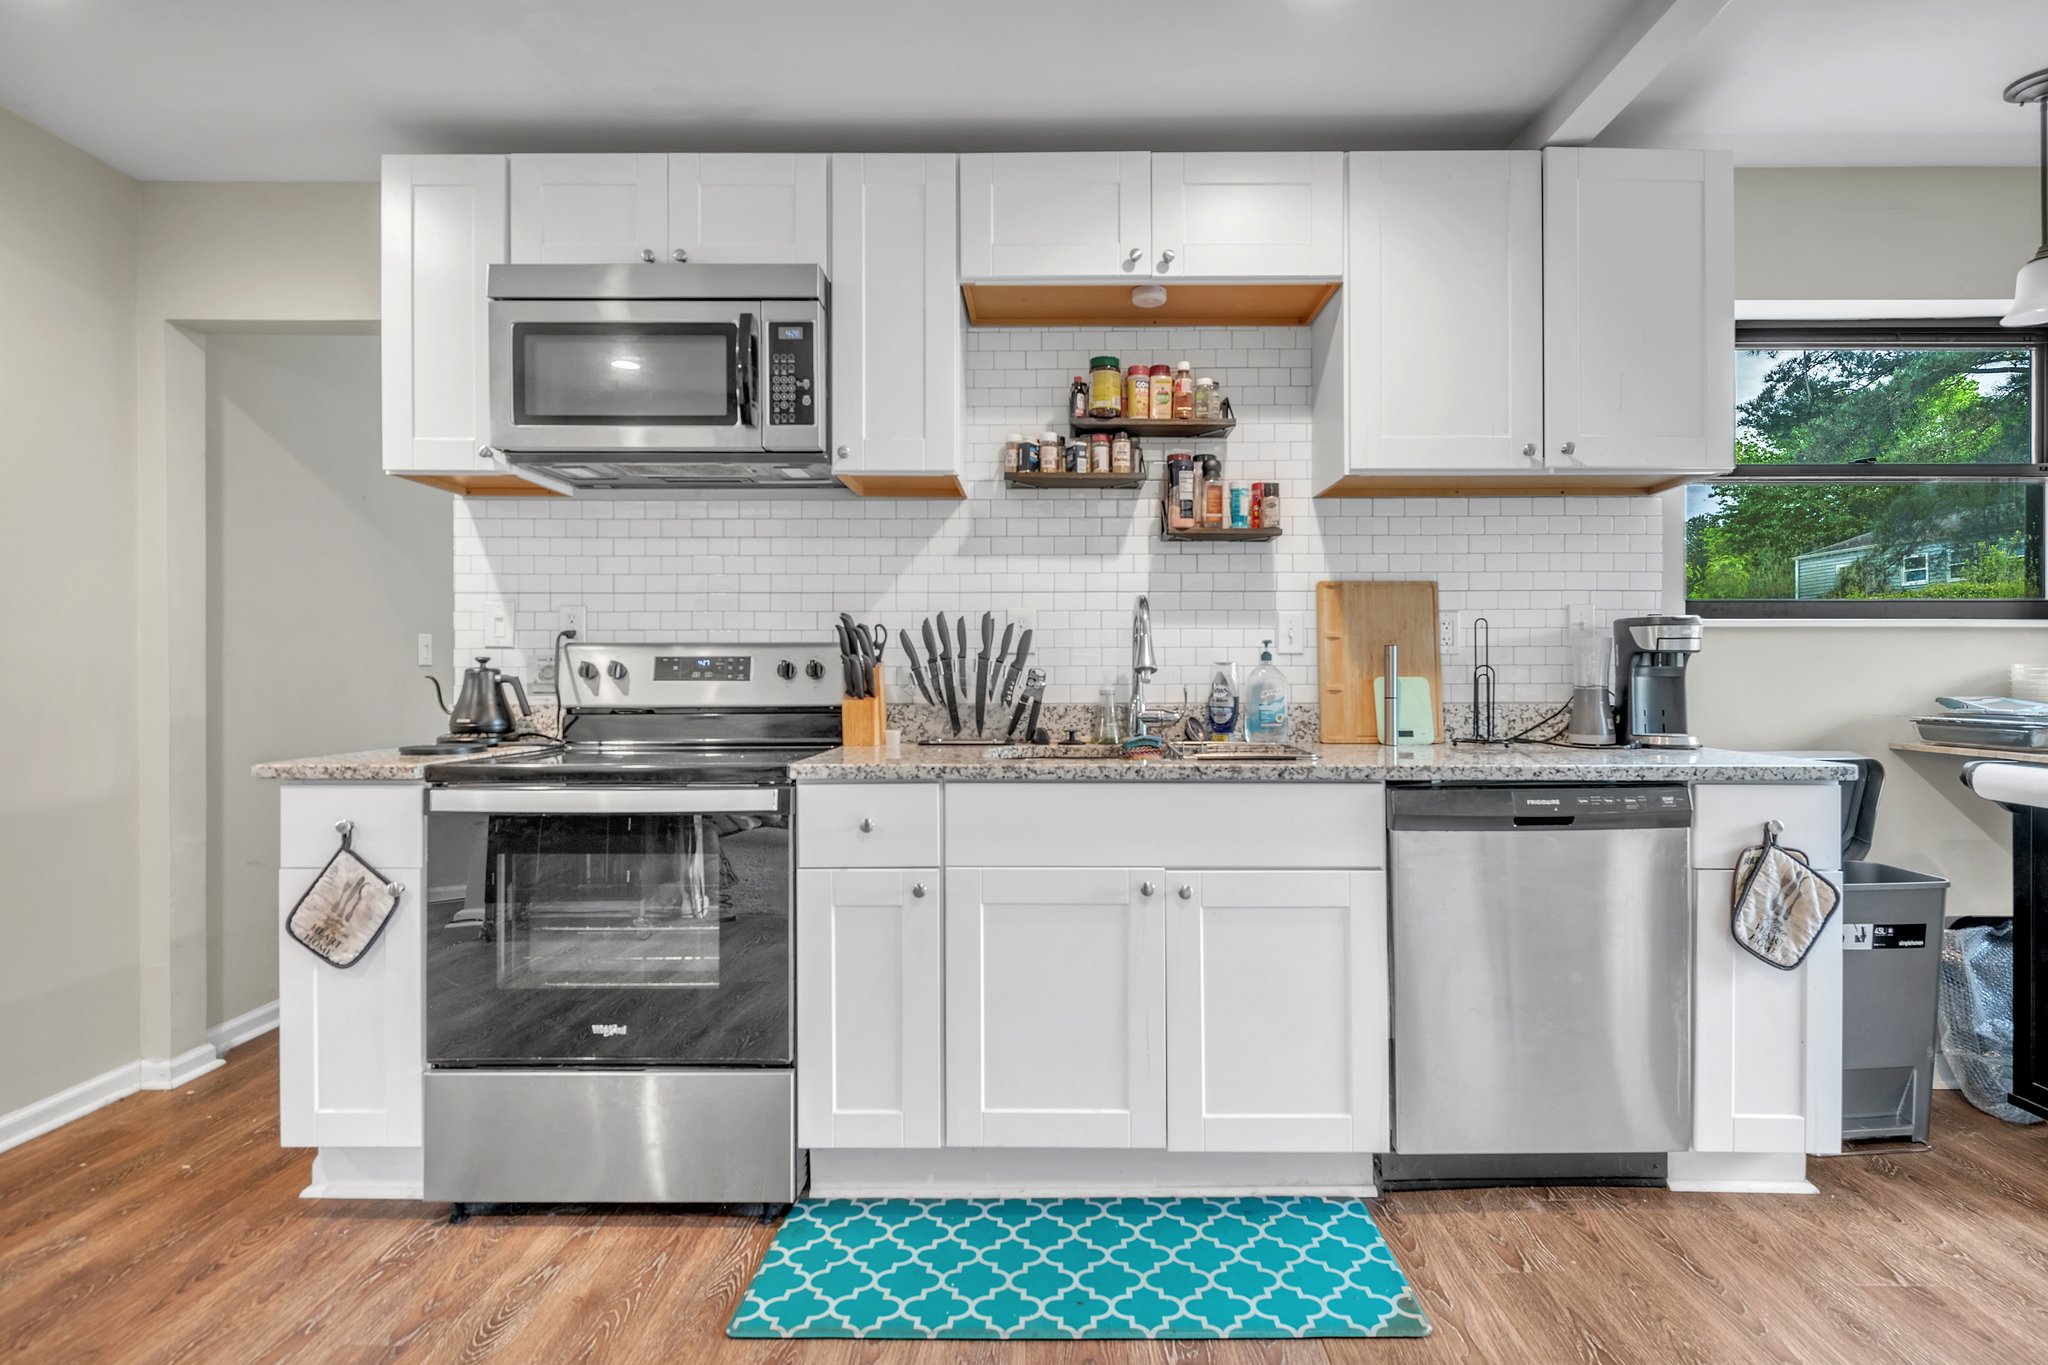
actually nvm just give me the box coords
[1317,581,1441,744]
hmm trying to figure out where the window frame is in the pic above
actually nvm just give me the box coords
[1689,319,2048,621]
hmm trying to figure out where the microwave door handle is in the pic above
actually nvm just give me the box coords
[737,311,757,428]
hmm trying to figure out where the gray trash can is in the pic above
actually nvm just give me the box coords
[1841,861,1949,1142]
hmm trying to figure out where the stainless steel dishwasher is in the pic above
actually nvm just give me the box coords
[1385,784,1693,1187]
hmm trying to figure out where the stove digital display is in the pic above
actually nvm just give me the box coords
[654,655,751,682]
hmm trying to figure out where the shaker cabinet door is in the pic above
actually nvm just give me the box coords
[1166,870,1388,1152]
[1346,151,1544,473]
[1542,147,1734,474]
[1150,152,1344,279]
[380,154,506,474]
[959,152,1151,280]
[666,153,827,265]
[945,867,1167,1147]
[797,867,944,1149]
[509,153,668,264]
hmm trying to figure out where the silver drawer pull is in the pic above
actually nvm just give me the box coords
[911,882,927,899]
[1140,881,1156,898]
[1178,884,1192,900]
[859,818,873,833]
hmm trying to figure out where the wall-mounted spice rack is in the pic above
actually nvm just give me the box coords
[1071,416,1236,440]
[1005,470,1149,490]
[1157,502,1282,543]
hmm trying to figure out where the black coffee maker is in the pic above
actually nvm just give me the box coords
[1612,614,1704,749]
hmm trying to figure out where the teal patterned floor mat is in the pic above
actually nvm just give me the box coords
[727,1196,1431,1339]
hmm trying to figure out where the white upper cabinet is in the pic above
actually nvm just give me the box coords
[830,153,963,485]
[380,154,506,475]
[1542,147,1734,474]
[666,153,827,264]
[1151,152,1344,279]
[1345,151,1544,473]
[959,151,1151,280]
[509,153,668,263]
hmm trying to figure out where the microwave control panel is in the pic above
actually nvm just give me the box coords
[767,322,815,426]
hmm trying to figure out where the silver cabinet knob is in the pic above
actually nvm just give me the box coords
[835,445,851,462]
[858,818,873,833]
[911,882,927,899]
[1522,442,1538,460]
[671,248,688,262]
[607,661,627,680]
[1158,249,1176,271]
[1125,247,1142,267]
[640,248,656,263]
[1140,881,1156,898]
[1178,884,1192,900]
[1559,441,1576,457]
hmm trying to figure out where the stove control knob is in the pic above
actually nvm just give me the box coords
[577,662,599,682]
[776,659,797,681]
[607,661,627,681]
[805,659,826,681]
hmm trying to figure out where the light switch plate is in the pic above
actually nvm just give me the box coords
[485,598,516,648]
[416,633,433,667]
[1567,602,1598,632]
[1277,610,1305,656]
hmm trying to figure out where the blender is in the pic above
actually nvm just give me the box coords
[1566,622,1619,746]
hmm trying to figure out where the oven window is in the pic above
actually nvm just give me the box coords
[426,808,790,1065]
[514,322,737,424]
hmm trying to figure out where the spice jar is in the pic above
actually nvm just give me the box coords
[1067,440,1090,473]
[1070,376,1089,420]
[1002,433,1022,474]
[1258,481,1281,530]
[1149,364,1174,420]
[1228,480,1252,528]
[1247,481,1263,529]
[1018,434,1040,473]
[1200,454,1225,526]
[1088,356,1123,418]
[1088,432,1113,474]
[1172,361,1195,419]
[1041,432,1064,474]
[1124,365,1150,421]
[1165,452,1196,530]
[1110,431,1135,475]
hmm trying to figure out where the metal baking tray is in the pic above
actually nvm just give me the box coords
[1912,715,2048,749]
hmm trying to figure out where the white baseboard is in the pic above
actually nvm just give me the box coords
[1665,1149,1816,1194]
[303,1146,424,1200]
[137,1044,224,1090]
[0,1060,149,1155]
[810,1149,1380,1199]
[208,999,279,1055]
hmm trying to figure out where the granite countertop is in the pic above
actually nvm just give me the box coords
[790,742,1858,784]
[251,740,557,782]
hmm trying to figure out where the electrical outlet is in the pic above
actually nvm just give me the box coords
[1438,611,1458,652]
[484,598,516,648]
[1277,610,1305,656]
[559,603,587,636]
[416,633,433,667]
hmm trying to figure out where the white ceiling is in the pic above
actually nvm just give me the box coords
[0,0,1641,180]
[1601,0,2048,165]
[2,0,2043,181]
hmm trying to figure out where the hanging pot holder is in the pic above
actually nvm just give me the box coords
[286,820,405,968]
[1731,819,1841,970]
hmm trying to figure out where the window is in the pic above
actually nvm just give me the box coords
[1686,322,2048,619]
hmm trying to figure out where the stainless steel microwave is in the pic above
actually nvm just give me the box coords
[487,263,830,491]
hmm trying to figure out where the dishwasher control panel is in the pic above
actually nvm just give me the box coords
[1388,783,1692,831]
[1511,788,1688,819]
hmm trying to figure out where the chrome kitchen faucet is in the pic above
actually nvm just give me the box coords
[1127,596,1182,740]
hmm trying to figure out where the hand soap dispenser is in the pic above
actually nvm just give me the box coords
[1244,641,1290,742]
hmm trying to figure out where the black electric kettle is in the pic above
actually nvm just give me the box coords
[427,657,533,739]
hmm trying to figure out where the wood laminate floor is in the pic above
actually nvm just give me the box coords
[3,1034,2045,1363]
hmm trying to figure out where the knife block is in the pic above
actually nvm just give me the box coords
[840,668,887,748]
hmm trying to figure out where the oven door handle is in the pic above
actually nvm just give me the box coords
[429,788,781,814]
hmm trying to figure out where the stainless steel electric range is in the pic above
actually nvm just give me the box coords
[419,640,841,1205]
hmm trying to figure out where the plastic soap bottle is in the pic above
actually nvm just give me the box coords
[1245,641,1290,743]
[1205,662,1240,740]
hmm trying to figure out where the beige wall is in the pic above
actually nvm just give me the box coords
[207,334,449,1025]
[132,182,381,1058]
[0,108,142,1113]
[1704,166,2047,919]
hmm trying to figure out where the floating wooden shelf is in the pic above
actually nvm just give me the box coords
[1070,416,1236,440]
[1158,502,1282,543]
[1005,470,1149,490]
[962,281,1340,328]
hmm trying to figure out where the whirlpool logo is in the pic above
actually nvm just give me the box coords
[590,1023,629,1038]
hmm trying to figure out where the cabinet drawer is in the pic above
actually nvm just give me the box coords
[1693,784,1840,872]
[946,782,1385,869]
[799,783,941,867]
[280,783,425,868]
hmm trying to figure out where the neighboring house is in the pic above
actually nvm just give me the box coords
[1793,532,1957,598]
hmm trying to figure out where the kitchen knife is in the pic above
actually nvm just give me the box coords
[834,621,861,699]
[974,612,994,736]
[956,616,970,695]
[1001,628,1033,705]
[921,618,943,692]
[1005,691,1030,740]
[900,628,934,704]
[934,615,961,735]
[992,621,1016,681]
[1022,669,1046,744]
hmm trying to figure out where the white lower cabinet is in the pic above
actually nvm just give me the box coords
[1166,870,1388,1153]
[945,867,1168,1148]
[796,867,944,1148]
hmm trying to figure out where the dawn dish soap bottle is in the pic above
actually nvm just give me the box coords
[1204,662,1240,740]
[1244,641,1290,743]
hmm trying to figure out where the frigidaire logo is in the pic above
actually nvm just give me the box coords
[590,1023,629,1038]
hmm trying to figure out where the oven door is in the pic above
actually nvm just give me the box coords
[425,787,792,1067]
[489,298,761,453]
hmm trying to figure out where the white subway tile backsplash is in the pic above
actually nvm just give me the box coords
[456,325,1663,704]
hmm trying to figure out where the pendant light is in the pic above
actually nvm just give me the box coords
[2004,68,2048,327]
